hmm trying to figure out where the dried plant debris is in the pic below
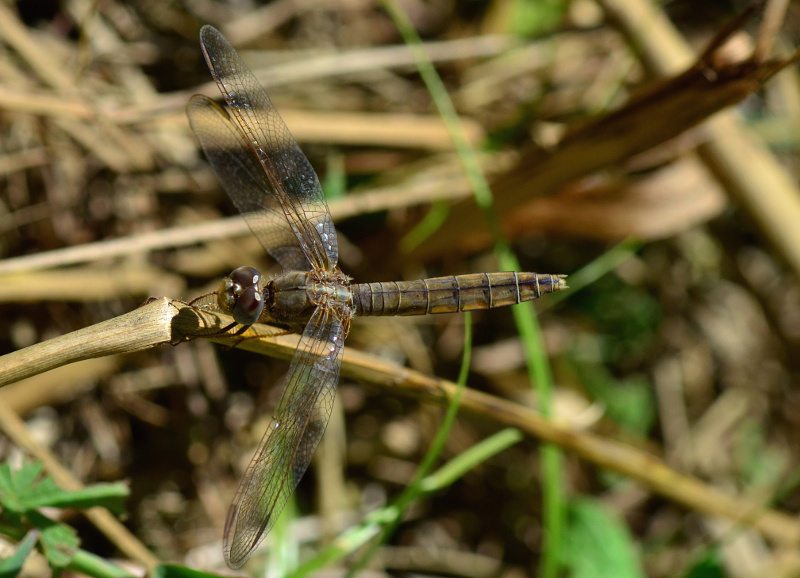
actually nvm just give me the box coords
[1,1,800,577]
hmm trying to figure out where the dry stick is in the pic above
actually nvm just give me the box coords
[0,299,177,387]
[141,35,512,112]
[0,217,249,275]
[0,357,120,416]
[244,35,516,87]
[74,31,509,129]
[170,108,484,150]
[0,36,512,127]
[0,266,180,302]
[598,0,800,279]
[266,110,485,150]
[0,299,798,546]
[139,35,512,124]
[755,0,790,62]
[0,87,483,152]
[0,83,484,150]
[0,148,48,171]
[0,402,160,569]
[0,161,472,275]
[222,0,301,44]
[0,86,96,120]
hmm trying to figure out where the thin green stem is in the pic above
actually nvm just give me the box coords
[399,201,451,253]
[378,1,565,575]
[542,238,642,309]
[346,313,473,575]
[69,550,138,578]
[288,427,522,578]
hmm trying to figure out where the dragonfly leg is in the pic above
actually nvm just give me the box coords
[188,291,218,307]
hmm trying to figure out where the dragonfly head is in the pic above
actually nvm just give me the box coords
[218,266,265,326]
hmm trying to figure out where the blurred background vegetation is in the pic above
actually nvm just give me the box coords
[1,0,800,576]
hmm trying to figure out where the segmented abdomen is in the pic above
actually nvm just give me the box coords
[351,272,567,317]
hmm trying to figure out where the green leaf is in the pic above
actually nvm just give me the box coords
[22,482,129,516]
[0,460,128,516]
[27,511,79,570]
[0,463,14,495]
[14,462,43,493]
[0,519,25,539]
[152,564,231,578]
[562,498,644,578]
[0,530,37,578]
[0,462,47,512]
[15,476,60,510]
[12,462,44,496]
[0,468,20,512]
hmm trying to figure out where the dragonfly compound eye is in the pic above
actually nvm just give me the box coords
[230,266,262,289]
[233,285,265,325]
[217,267,265,325]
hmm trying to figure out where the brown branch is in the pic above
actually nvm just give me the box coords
[1,298,798,547]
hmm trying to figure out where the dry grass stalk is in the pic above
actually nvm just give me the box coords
[1,298,799,549]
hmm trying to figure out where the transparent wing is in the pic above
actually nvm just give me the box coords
[197,25,338,271]
[187,95,310,271]
[223,305,346,568]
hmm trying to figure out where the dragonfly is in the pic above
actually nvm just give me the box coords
[187,25,567,569]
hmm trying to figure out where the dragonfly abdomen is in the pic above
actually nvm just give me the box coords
[352,272,567,317]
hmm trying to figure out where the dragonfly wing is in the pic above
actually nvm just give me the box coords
[187,95,310,271]
[223,305,346,568]
[197,25,338,271]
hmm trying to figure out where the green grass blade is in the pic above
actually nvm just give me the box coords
[0,530,37,578]
[377,1,566,575]
[288,426,524,578]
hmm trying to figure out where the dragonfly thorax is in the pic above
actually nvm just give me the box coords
[264,269,352,329]
[307,267,352,305]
